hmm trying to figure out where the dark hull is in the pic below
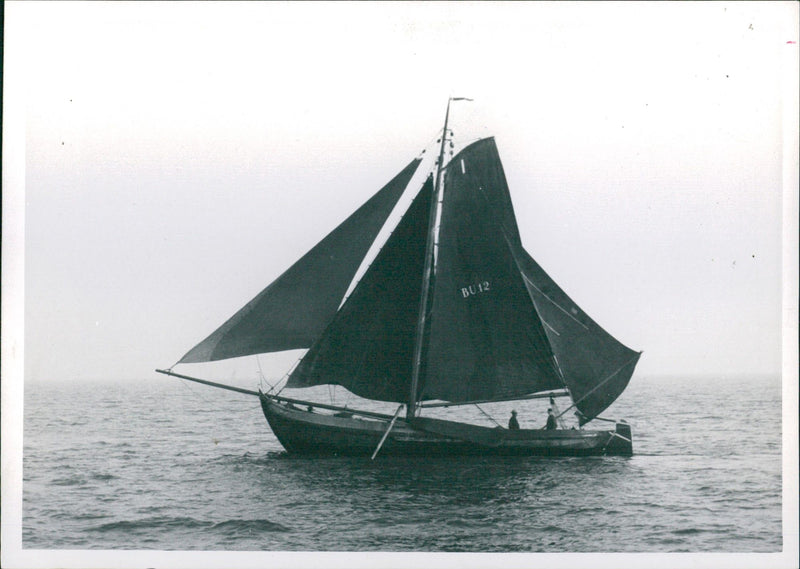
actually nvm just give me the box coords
[260,395,633,457]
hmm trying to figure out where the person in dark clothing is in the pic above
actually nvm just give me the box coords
[545,408,557,430]
[508,410,520,430]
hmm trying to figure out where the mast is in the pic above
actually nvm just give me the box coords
[407,97,468,419]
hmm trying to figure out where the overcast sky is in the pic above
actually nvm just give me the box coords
[6,2,798,385]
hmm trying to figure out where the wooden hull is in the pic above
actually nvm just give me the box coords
[260,395,633,457]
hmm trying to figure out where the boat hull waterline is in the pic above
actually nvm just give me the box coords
[260,395,633,457]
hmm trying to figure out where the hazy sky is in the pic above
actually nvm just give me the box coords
[7,1,798,385]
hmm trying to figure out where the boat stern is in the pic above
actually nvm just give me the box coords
[604,421,633,455]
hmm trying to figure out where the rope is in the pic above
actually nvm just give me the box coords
[175,374,262,412]
[601,431,631,453]
[592,416,618,423]
[177,376,216,406]
[253,356,281,394]
[274,354,305,397]
[521,274,589,330]
[473,404,503,428]
[555,351,642,421]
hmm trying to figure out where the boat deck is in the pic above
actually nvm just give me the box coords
[260,395,633,457]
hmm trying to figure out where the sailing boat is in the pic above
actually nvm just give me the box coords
[157,99,641,457]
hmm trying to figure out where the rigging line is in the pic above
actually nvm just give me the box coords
[554,351,642,421]
[547,392,568,429]
[520,273,589,331]
[601,431,631,453]
[255,355,277,393]
[274,355,303,396]
[340,378,354,408]
[176,376,234,410]
[592,416,618,423]
[260,376,277,393]
[541,320,561,336]
[551,353,568,389]
[256,354,264,378]
[266,376,283,394]
[474,404,503,428]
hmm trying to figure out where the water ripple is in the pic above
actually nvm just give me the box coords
[22,376,783,552]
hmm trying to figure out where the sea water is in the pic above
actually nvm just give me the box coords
[21,374,782,552]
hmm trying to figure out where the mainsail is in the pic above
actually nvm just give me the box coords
[419,137,638,421]
[178,158,420,363]
[421,139,564,403]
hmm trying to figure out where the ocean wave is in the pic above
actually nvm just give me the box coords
[563,506,607,515]
[90,516,290,534]
[540,525,567,533]
[266,451,292,459]
[51,475,86,486]
[23,378,783,552]
[207,452,278,468]
[91,473,117,481]
[673,528,704,535]
[211,519,291,533]
[91,517,209,533]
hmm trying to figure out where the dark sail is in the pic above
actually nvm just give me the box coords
[444,137,524,248]
[285,177,434,402]
[179,159,421,363]
[515,248,640,423]
[421,140,564,403]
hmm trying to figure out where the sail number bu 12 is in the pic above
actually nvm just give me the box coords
[460,281,491,298]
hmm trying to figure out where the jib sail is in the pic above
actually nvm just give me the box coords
[178,158,421,363]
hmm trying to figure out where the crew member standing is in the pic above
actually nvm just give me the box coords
[508,410,520,430]
[545,408,557,430]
